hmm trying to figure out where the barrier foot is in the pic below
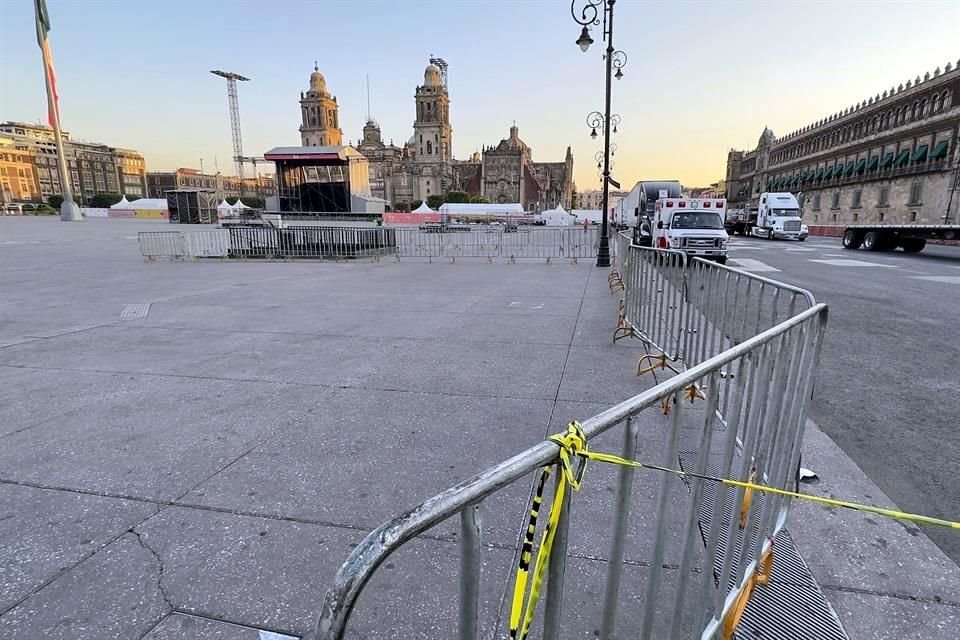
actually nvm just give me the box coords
[486,256,492,264]
[740,468,757,529]
[571,257,578,265]
[683,384,705,404]
[722,538,774,640]
[660,396,672,415]
[636,353,680,377]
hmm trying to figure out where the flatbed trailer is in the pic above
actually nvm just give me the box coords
[841,224,960,252]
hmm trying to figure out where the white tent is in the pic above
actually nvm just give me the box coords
[232,199,253,210]
[539,206,575,226]
[217,199,233,212]
[126,198,169,210]
[572,209,603,224]
[109,196,133,209]
[412,201,436,213]
[439,202,524,215]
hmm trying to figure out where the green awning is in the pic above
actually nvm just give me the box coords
[911,145,928,162]
[879,152,895,168]
[792,175,801,187]
[843,162,856,176]
[755,183,762,193]
[893,149,910,166]
[823,167,834,179]
[930,140,949,159]
[854,159,867,173]
[800,171,809,183]
[737,187,747,196]
[773,178,782,189]
[866,156,879,171]
[814,168,824,180]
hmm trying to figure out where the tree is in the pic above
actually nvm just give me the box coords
[88,193,124,208]
[445,190,470,204]
[394,200,411,212]
[426,194,445,209]
[225,197,238,206]
[469,195,491,204]
[410,199,423,210]
[48,195,64,209]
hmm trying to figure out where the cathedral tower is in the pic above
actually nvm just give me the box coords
[299,64,343,147]
[411,63,453,198]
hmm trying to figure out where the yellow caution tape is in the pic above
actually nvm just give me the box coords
[509,421,960,640]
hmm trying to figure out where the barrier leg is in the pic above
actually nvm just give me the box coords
[459,502,484,640]
[542,488,571,640]
[599,416,638,640]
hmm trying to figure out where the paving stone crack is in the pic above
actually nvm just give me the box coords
[130,529,175,611]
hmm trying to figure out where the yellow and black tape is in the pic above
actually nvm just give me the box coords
[509,422,959,640]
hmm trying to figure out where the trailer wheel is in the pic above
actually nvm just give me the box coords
[842,229,863,250]
[901,239,926,253]
[863,231,887,251]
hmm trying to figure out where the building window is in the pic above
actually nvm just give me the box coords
[814,214,818,222]
[852,212,858,222]
[878,186,889,206]
[851,189,861,208]
[879,211,885,222]
[909,183,922,205]
[831,192,840,209]
[831,213,837,222]
[910,211,917,222]
[813,193,821,210]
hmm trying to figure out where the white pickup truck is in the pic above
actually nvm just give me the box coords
[652,197,729,264]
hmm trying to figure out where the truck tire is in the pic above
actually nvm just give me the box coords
[842,229,863,250]
[863,231,887,251]
[901,239,926,253]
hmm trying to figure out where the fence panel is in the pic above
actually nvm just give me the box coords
[500,228,559,259]
[138,231,186,258]
[309,304,829,640]
[440,229,501,258]
[560,226,600,258]
[621,245,688,360]
[182,229,230,257]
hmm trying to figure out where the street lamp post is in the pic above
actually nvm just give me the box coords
[573,0,627,267]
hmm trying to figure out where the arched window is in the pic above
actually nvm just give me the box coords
[427,141,433,155]
[944,90,953,110]
[911,101,919,120]
[932,93,943,113]
[920,98,928,117]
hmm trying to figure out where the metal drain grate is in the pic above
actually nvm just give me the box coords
[120,303,151,319]
[676,449,848,640]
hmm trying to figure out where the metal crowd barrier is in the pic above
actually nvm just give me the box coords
[307,303,829,640]
[139,226,601,261]
[138,231,186,259]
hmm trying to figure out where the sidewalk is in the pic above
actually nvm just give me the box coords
[0,218,956,639]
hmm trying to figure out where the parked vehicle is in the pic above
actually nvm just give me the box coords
[615,180,682,228]
[841,224,960,253]
[652,197,729,263]
[725,192,808,240]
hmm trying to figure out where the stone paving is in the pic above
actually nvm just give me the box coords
[0,218,957,639]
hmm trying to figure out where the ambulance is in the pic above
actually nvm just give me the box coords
[652,197,729,264]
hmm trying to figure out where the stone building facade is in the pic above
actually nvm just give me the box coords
[0,136,40,204]
[0,121,148,203]
[299,65,343,147]
[453,125,575,211]
[577,188,628,211]
[346,62,573,210]
[353,63,454,205]
[726,59,960,226]
[147,168,275,200]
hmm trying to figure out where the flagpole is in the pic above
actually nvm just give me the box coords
[35,0,81,221]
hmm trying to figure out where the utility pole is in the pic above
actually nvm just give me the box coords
[210,70,250,181]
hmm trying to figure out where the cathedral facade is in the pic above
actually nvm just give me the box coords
[304,60,574,210]
[452,125,574,211]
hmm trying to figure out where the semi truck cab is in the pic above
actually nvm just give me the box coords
[653,197,729,264]
[753,192,808,240]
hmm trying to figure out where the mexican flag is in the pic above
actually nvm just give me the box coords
[34,0,59,127]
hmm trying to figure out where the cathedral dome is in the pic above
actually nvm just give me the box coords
[496,124,529,152]
[423,64,441,87]
[310,65,327,94]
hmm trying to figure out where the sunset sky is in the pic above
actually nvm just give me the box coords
[2,0,957,191]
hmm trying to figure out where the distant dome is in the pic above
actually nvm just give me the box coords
[310,65,327,94]
[424,64,441,87]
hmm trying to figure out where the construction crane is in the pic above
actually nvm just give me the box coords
[429,55,448,87]
[210,70,250,180]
